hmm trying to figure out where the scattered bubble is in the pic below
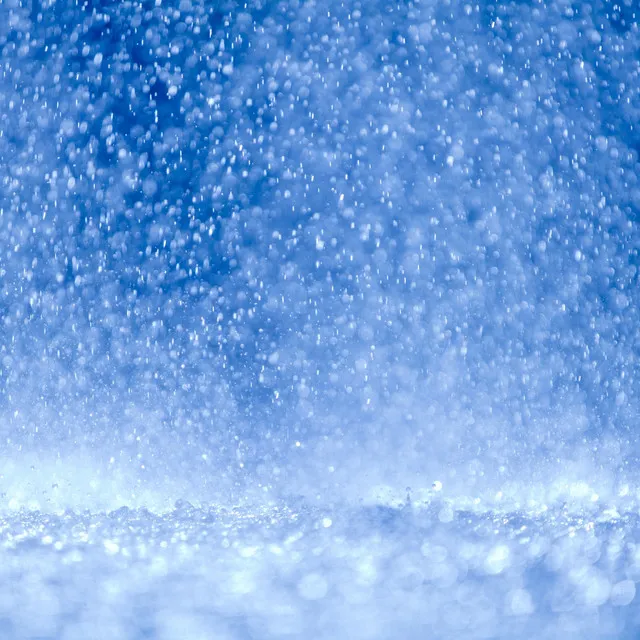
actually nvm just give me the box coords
[298,573,328,601]
[610,580,636,607]
[485,545,511,575]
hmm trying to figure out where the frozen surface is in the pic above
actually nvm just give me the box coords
[0,0,640,636]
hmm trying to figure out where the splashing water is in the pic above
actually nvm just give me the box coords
[0,0,639,637]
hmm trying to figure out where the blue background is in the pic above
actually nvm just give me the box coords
[0,0,639,505]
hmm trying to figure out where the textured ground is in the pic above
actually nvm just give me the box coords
[2,500,640,639]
